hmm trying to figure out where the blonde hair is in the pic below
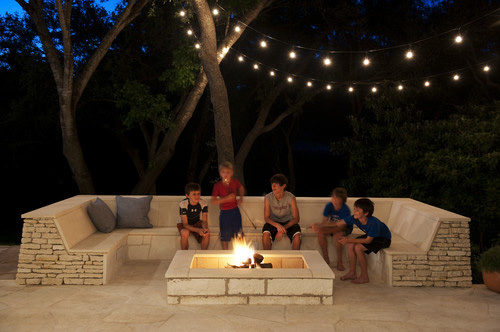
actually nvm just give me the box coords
[218,161,234,171]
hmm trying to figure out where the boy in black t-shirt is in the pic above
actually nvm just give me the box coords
[177,183,210,250]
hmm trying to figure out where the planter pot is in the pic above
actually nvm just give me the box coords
[482,270,500,293]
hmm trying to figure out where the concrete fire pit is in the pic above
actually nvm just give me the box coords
[165,250,335,305]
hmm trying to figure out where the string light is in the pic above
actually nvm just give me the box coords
[453,74,460,80]
[455,35,463,43]
[289,51,296,59]
[323,58,332,66]
[270,70,275,76]
[234,26,241,32]
[187,29,193,36]
[253,64,259,70]
[398,84,404,91]
[483,65,490,72]
[406,50,414,59]
[363,57,370,66]
[260,40,267,48]
[348,86,354,93]
[424,80,430,87]
[212,8,219,15]
[287,76,293,82]
[179,10,186,17]
[371,87,377,93]
[326,84,332,90]
[238,56,244,62]
[194,43,200,49]
[307,81,313,87]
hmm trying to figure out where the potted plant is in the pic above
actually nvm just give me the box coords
[479,245,500,293]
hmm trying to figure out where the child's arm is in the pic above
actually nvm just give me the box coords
[201,212,209,232]
[284,197,300,229]
[338,235,373,245]
[237,185,245,204]
[181,215,204,235]
[211,193,236,205]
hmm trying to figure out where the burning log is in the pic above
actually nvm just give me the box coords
[225,252,273,269]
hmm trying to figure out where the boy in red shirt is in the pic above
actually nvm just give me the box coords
[211,162,245,250]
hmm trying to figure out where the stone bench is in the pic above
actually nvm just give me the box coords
[16,195,472,287]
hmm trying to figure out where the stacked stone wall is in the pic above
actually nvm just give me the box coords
[392,220,472,287]
[16,218,104,285]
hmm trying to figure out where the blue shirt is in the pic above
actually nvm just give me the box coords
[323,203,352,234]
[344,215,391,240]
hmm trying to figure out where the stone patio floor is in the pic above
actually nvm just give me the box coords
[1,245,499,331]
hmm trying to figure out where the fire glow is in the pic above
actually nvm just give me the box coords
[230,236,255,267]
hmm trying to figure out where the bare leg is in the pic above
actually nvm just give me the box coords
[351,244,370,284]
[333,233,345,271]
[317,231,330,264]
[341,242,357,280]
[201,230,210,250]
[221,241,229,250]
[262,232,272,250]
[180,229,190,250]
[292,234,301,250]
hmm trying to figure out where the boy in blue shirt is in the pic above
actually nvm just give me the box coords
[334,198,391,284]
[311,188,351,270]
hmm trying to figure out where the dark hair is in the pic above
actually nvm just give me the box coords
[354,198,374,217]
[185,182,201,195]
[270,173,288,186]
[331,187,348,204]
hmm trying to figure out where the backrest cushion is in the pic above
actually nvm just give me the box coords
[87,197,116,233]
[116,195,153,228]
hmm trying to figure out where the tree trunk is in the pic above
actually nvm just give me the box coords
[16,0,150,194]
[192,0,234,165]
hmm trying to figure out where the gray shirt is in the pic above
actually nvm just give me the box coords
[265,191,295,224]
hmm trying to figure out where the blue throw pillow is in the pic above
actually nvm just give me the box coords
[87,198,116,233]
[116,195,153,228]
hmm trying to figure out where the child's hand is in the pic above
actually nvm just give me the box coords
[225,193,236,201]
[338,236,347,245]
[311,223,320,232]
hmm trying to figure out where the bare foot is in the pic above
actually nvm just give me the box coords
[336,263,345,271]
[351,277,369,284]
[340,273,357,281]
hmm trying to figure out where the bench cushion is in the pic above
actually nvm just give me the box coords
[116,195,153,228]
[87,198,116,233]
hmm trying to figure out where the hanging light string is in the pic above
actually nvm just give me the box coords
[214,4,500,54]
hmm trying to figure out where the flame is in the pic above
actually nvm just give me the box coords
[231,236,254,266]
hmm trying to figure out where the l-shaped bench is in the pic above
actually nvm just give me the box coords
[16,195,472,287]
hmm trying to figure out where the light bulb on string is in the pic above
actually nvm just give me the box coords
[270,70,275,76]
[212,8,219,15]
[455,35,463,44]
[483,65,490,72]
[453,74,460,81]
[260,40,267,48]
[363,57,370,66]
[398,84,404,91]
[234,26,241,32]
[253,64,259,70]
[424,80,430,87]
[371,87,377,93]
[187,29,193,36]
[406,50,414,59]
[348,86,354,93]
[238,56,244,62]
[323,58,332,66]
[287,76,293,83]
[307,81,313,87]
[289,51,296,59]
[179,10,186,17]
[326,84,332,90]
[195,43,200,49]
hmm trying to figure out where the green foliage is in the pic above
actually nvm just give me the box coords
[332,91,500,254]
[116,80,173,130]
[479,246,500,273]
[159,42,199,92]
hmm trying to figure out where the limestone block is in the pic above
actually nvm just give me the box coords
[128,245,150,260]
[36,255,58,261]
[89,255,104,261]
[18,254,35,262]
[267,279,332,296]
[167,278,226,296]
[32,238,47,243]
[416,270,432,277]
[167,296,180,305]
[42,233,61,239]
[393,270,415,277]
[63,278,84,285]
[42,278,63,285]
[127,235,144,245]
[84,279,103,285]
[393,281,423,287]
[47,239,64,245]
[180,296,248,305]
[59,254,83,261]
[447,251,466,256]
[322,296,333,305]
[26,279,41,285]
[228,279,265,295]
[21,243,41,250]
[249,296,321,305]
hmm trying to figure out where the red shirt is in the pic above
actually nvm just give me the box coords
[212,178,242,210]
